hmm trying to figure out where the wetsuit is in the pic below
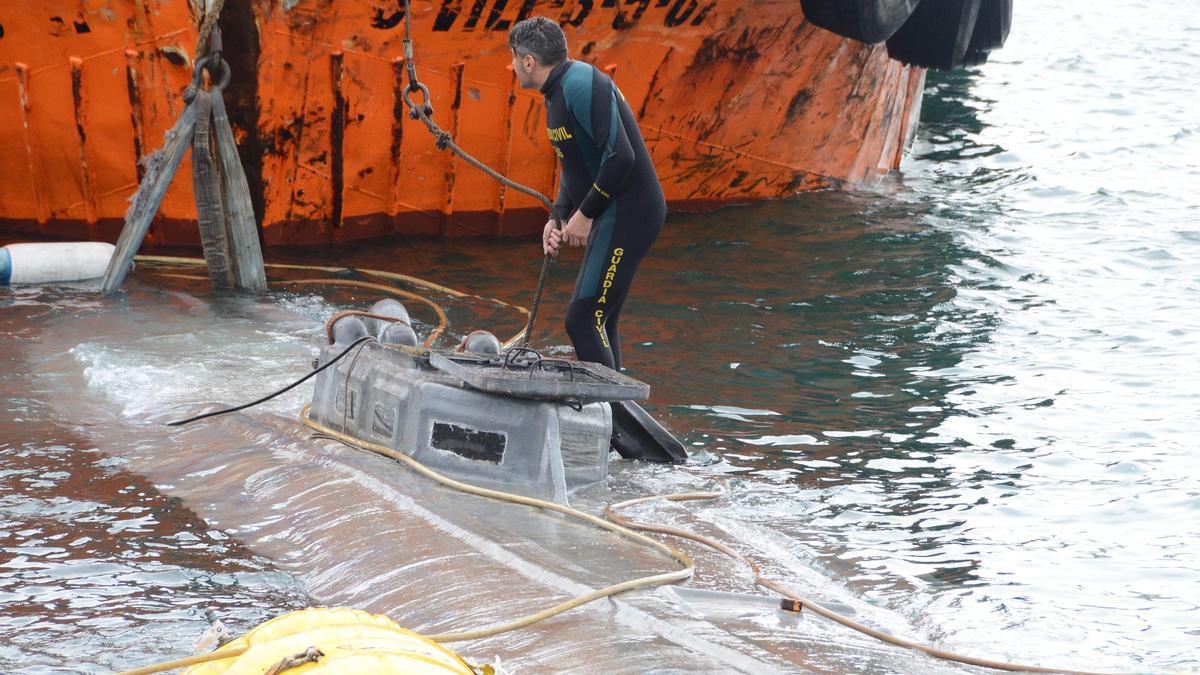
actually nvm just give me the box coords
[541,60,665,371]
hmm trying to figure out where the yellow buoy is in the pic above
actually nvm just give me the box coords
[184,608,475,675]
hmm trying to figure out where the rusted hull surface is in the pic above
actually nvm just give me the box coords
[1,1,925,245]
[0,1,201,246]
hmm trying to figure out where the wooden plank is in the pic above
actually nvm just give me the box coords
[211,89,267,292]
[191,88,234,289]
[101,103,198,294]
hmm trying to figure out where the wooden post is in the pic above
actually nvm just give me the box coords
[101,58,266,295]
[211,87,267,292]
[101,104,198,294]
[191,88,235,289]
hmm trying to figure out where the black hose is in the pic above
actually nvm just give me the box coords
[166,336,374,427]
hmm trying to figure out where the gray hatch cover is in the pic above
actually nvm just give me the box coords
[428,350,650,403]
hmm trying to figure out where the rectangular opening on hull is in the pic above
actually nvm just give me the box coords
[431,422,506,464]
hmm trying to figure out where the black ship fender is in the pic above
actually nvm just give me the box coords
[885,0,1011,71]
[963,0,1012,65]
[800,0,922,44]
[886,0,982,70]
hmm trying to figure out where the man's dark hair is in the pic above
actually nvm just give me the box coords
[508,17,568,66]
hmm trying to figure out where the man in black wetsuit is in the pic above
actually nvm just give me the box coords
[508,17,666,372]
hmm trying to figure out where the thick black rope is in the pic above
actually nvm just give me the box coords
[399,0,560,348]
[165,336,374,427]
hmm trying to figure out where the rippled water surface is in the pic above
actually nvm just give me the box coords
[3,0,1200,672]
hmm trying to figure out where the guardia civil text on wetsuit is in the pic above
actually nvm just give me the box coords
[540,59,666,370]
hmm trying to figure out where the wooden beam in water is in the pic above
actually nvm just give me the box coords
[191,88,235,289]
[211,88,267,292]
[101,103,198,295]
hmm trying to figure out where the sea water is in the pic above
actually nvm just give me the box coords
[2,0,1198,671]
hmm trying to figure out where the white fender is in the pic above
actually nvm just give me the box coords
[0,242,117,285]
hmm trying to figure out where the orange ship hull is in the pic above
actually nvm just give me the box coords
[0,1,925,246]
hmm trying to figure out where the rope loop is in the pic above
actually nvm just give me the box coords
[183,55,232,103]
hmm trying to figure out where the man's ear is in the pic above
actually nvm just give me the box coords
[523,54,537,72]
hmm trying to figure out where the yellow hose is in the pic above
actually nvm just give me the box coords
[298,405,694,643]
[117,646,248,675]
[133,256,531,347]
[135,256,466,299]
[605,495,1122,675]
